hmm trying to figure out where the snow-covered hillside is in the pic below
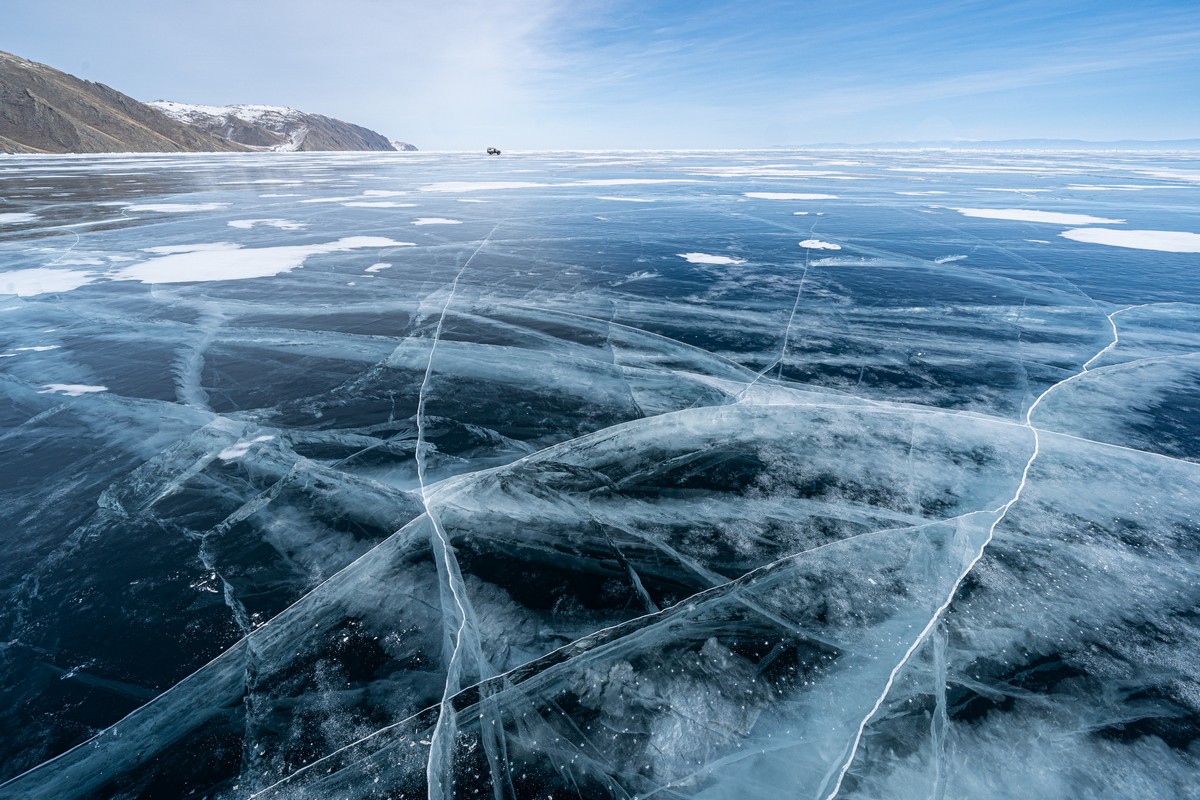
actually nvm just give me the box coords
[150,101,400,152]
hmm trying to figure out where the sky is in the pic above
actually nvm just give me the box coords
[5,0,1200,149]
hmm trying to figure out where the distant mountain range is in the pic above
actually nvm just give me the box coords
[778,138,1200,150]
[0,51,415,154]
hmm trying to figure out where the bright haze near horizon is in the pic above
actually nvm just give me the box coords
[5,0,1200,150]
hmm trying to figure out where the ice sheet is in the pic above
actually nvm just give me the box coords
[1,148,1198,800]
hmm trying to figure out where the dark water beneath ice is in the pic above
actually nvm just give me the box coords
[1,149,1198,799]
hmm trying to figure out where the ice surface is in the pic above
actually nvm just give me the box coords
[0,148,1198,800]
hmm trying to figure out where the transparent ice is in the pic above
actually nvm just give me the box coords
[0,149,1198,799]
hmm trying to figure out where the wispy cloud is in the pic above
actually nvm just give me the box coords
[6,0,1200,147]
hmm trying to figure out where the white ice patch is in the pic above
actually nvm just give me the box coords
[811,256,889,266]
[361,190,408,197]
[16,345,60,352]
[227,219,308,230]
[343,202,418,208]
[744,192,839,200]
[365,263,392,273]
[38,384,107,397]
[421,181,549,193]
[122,203,229,213]
[412,218,462,225]
[678,252,746,265]
[951,208,1124,225]
[597,196,655,202]
[1,268,97,297]
[217,435,275,462]
[799,239,841,250]
[792,211,810,216]
[1059,228,1200,253]
[117,238,411,284]
[934,254,967,264]
[0,213,38,225]
[572,179,695,187]
[421,179,696,193]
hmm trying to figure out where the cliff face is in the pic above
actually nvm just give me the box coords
[0,52,416,155]
[149,102,400,152]
[0,51,247,154]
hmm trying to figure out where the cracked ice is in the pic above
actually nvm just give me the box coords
[1,148,1199,800]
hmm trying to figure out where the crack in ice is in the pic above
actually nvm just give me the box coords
[817,304,1139,800]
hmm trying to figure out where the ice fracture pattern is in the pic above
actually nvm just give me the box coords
[1,149,1198,799]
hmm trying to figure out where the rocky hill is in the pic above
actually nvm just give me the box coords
[0,51,414,154]
[0,51,246,154]
[149,101,404,152]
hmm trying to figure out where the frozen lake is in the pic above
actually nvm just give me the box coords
[1,149,1198,798]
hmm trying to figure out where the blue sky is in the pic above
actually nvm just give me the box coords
[6,0,1199,149]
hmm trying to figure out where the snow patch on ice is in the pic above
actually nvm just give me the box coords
[365,263,392,273]
[1059,228,1200,253]
[1,268,97,297]
[38,384,107,397]
[799,239,841,250]
[952,208,1124,225]
[421,181,549,193]
[412,218,462,225]
[0,212,38,225]
[123,203,229,213]
[678,252,746,265]
[934,254,967,264]
[118,238,411,284]
[616,270,660,283]
[343,201,418,208]
[217,435,275,462]
[745,192,839,200]
[227,219,307,230]
[573,178,696,187]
